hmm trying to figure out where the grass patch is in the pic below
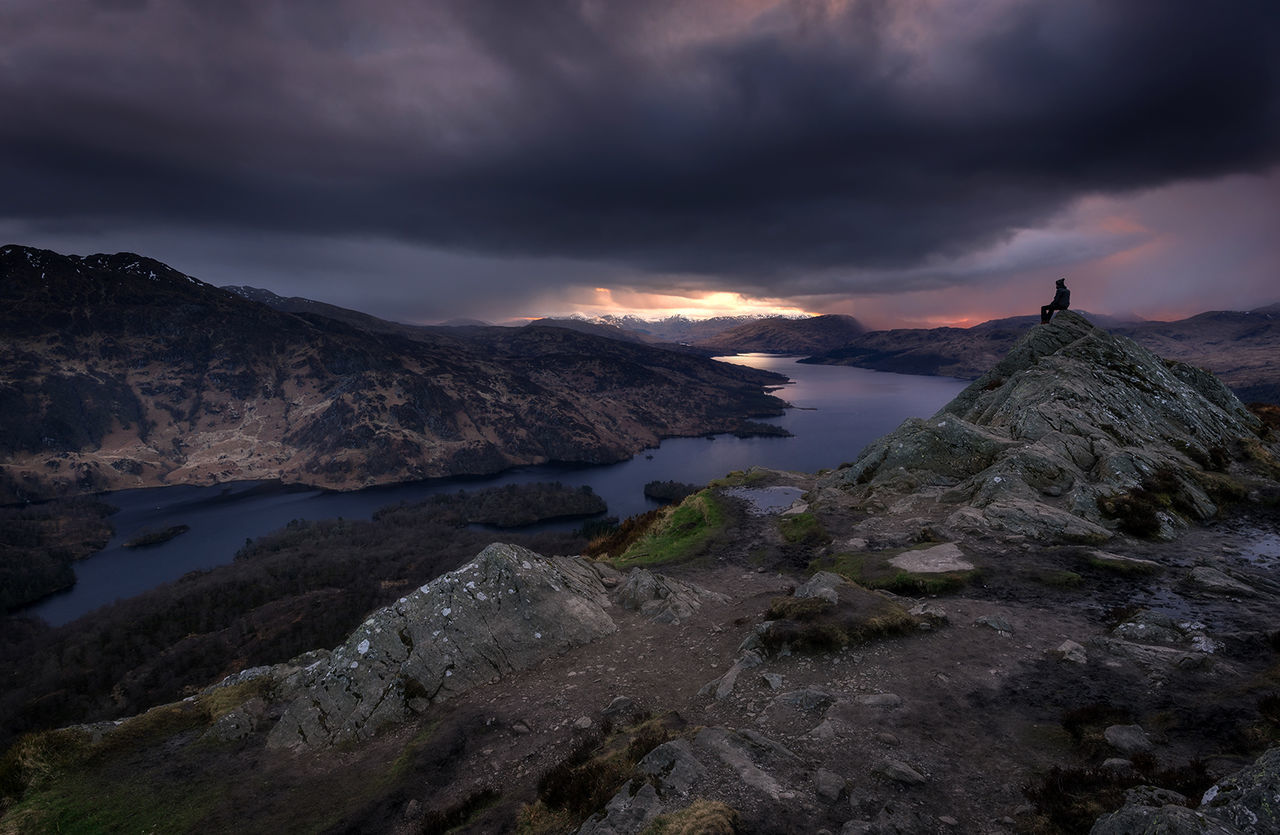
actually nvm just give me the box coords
[1034,570,1083,589]
[761,582,917,654]
[777,513,829,548]
[421,787,502,834]
[641,798,739,834]
[812,549,977,595]
[707,469,771,488]
[612,492,726,569]
[2,769,223,834]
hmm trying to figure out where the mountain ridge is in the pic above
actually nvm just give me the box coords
[0,245,786,501]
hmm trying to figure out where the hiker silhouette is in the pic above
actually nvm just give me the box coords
[1041,278,1070,324]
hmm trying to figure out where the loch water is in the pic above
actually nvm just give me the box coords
[25,357,968,626]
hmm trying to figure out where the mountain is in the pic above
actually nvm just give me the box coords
[1115,306,1280,403]
[0,246,785,501]
[694,314,867,354]
[4,310,1278,832]
[805,307,1280,404]
[596,313,776,344]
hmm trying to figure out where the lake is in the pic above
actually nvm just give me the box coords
[25,357,967,625]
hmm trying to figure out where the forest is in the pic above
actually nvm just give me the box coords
[0,483,607,751]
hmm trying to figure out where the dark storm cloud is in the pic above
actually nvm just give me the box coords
[2,0,1277,292]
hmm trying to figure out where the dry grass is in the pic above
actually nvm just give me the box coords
[641,798,739,834]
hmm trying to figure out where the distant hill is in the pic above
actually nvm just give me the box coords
[695,314,867,354]
[803,307,1280,404]
[596,314,772,344]
[0,246,786,501]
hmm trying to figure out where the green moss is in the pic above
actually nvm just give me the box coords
[778,513,829,547]
[613,492,725,568]
[766,595,833,621]
[812,548,977,595]
[5,770,222,835]
[707,469,770,488]
[1035,570,1083,588]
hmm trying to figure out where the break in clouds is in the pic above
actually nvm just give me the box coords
[1,0,1277,321]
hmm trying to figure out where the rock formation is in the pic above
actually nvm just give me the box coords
[265,543,726,749]
[1090,746,1280,834]
[821,312,1265,542]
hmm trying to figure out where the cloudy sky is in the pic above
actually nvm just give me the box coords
[2,0,1277,327]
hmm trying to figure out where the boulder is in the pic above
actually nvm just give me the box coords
[267,543,618,749]
[612,568,728,623]
[1090,745,1280,834]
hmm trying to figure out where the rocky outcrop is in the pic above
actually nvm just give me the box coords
[267,543,618,749]
[822,312,1263,542]
[1090,746,1280,834]
[263,543,729,749]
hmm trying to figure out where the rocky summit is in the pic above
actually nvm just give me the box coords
[821,311,1265,543]
[3,313,1279,834]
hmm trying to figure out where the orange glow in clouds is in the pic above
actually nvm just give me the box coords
[564,286,815,319]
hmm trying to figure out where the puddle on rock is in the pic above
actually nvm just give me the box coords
[723,486,806,516]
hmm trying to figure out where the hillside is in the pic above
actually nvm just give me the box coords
[0,246,786,501]
[3,312,1278,833]
[695,314,867,354]
[804,307,1280,404]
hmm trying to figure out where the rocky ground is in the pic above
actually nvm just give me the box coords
[3,313,1278,834]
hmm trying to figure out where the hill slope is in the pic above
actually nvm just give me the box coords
[696,314,866,354]
[0,246,785,501]
[2,312,1278,833]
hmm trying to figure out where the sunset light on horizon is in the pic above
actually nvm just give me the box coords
[2,0,1275,329]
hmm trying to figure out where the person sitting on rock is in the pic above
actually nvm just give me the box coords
[1041,278,1070,324]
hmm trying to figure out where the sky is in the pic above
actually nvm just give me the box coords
[1,0,1277,329]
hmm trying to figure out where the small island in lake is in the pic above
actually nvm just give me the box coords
[123,525,191,548]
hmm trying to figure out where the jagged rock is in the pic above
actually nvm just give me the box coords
[778,686,836,712]
[1200,751,1280,832]
[1184,566,1258,597]
[887,543,973,573]
[761,673,784,691]
[694,727,790,801]
[815,768,848,802]
[975,615,1013,635]
[699,650,764,701]
[1091,636,1214,675]
[202,698,266,743]
[822,312,1262,543]
[1089,550,1163,573]
[1091,746,1280,834]
[1050,640,1088,664]
[1104,724,1154,755]
[584,728,799,835]
[871,759,927,785]
[908,601,948,625]
[1113,610,1185,644]
[267,543,618,749]
[602,695,642,725]
[612,568,728,623]
[578,781,666,835]
[796,571,844,604]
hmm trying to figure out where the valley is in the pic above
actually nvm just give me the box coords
[2,312,1279,833]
